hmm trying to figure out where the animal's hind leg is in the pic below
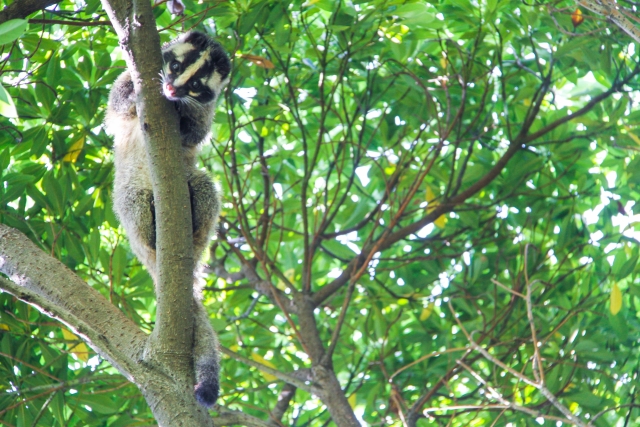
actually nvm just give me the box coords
[188,171,220,256]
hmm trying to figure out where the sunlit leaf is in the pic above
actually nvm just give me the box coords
[426,185,447,228]
[251,353,277,382]
[348,393,356,409]
[419,304,433,321]
[0,19,28,45]
[610,283,622,315]
[62,135,85,163]
[61,328,90,362]
[0,84,17,118]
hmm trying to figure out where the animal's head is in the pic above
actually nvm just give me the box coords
[161,31,231,105]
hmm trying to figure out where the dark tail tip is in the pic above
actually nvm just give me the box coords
[195,378,219,408]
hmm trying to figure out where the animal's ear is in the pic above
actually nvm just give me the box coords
[212,47,231,80]
[184,31,210,49]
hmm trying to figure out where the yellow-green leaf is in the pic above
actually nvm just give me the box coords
[251,353,277,382]
[610,283,622,315]
[62,136,85,163]
[434,214,448,228]
[419,304,434,321]
[277,268,295,290]
[348,393,356,408]
[0,19,28,45]
[62,328,90,362]
[426,185,447,228]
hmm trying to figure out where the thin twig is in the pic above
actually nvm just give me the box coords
[220,347,316,394]
[448,301,587,427]
[28,18,112,26]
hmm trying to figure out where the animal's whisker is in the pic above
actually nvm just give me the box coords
[185,96,206,112]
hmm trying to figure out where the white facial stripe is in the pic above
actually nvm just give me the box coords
[168,43,195,61]
[207,71,225,91]
[174,50,211,87]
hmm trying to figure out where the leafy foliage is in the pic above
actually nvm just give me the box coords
[2,0,640,426]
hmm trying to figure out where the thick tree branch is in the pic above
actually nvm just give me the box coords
[268,384,296,426]
[0,224,146,378]
[0,0,60,24]
[579,0,640,43]
[215,409,272,427]
[293,295,361,427]
[99,0,195,383]
[0,229,212,427]
[97,1,212,425]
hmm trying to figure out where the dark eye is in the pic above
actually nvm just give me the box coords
[170,60,181,72]
[189,80,201,90]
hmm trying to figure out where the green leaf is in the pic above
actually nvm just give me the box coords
[71,393,120,414]
[394,3,434,27]
[42,173,65,215]
[0,19,28,45]
[0,84,17,118]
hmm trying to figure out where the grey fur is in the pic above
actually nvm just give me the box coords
[105,31,230,408]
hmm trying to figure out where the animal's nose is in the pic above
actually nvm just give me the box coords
[165,83,176,96]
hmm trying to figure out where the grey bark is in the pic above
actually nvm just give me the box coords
[2,0,368,425]
[1,0,214,423]
[97,0,195,362]
[268,383,296,426]
[216,409,272,427]
[97,0,208,424]
[294,294,361,427]
[0,225,212,426]
[0,224,146,378]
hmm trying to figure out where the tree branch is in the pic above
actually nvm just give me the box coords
[28,18,112,27]
[99,0,195,382]
[0,224,146,378]
[215,408,273,427]
[312,64,637,308]
[0,0,60,25]
[96,1,213,425]
[524,63,640,144]
[579,0,640,43]
[269,384,296,426]
[220,347,316,394]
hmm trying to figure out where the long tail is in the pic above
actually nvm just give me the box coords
[193,301,221,408]
[194,356,220,407]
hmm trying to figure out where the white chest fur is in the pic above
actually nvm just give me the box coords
[110,116,153,193]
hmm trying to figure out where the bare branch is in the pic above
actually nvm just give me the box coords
[579,0,640,43]
[449,301,588,427]
[28,18,112,26]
